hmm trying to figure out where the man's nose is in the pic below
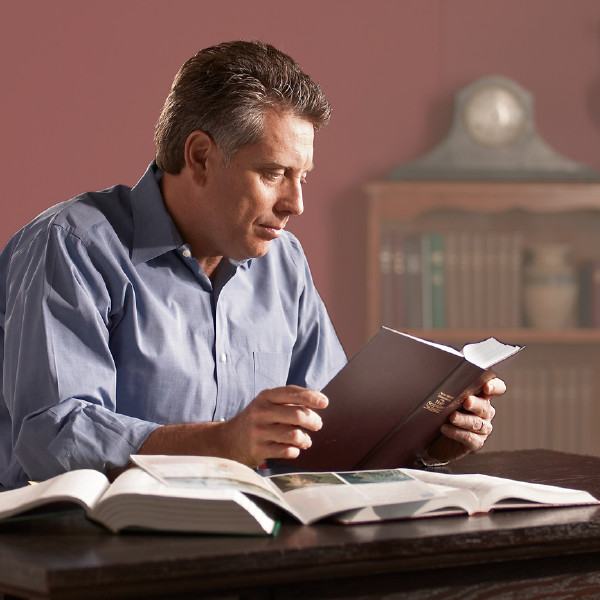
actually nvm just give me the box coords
[278,179,304,216]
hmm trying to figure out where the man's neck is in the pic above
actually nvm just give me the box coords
[159,170,222,281]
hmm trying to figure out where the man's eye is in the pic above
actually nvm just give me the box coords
[264,171,284,181]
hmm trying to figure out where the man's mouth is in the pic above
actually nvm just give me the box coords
[258,223,285,238]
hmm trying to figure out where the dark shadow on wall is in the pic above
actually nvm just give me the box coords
[330,184,369,359]
[586,23,600,134]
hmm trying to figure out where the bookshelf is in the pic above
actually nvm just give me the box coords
[365,179,600,457]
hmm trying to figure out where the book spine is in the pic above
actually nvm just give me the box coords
[404,234,423,329]
[420,234,432,329]
[357,362,491,469]
[591,260,600,327]
[429,233,446,328]
[379,224,394,327]
[444,232,461,329]
[577,260,593,327]
[470,233,485,329]
[391,227,406,329]
[483,232,499,328]
[457,232,472,329]
[496,233,512,328]
[509,232,524,327]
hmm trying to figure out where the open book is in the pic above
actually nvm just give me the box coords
[0,456,435,535]
[0,455,595,536]
[283,326,523,471]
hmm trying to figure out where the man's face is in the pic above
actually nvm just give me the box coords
[198,109,315,264]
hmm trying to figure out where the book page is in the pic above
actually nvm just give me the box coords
[0,469,109,519]
[336,482,479,523]
[131,455,284,504]
[267,468,437,524]
[131,458,444,525]
[100,467,249,503]
[478,476,599,509]
[461,337,522,369]
[392,328,463,357]
[403,469,598,512]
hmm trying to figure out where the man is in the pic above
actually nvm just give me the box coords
[0,41,504,490]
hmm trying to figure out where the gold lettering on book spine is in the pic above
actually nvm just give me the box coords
[424,391,455,414]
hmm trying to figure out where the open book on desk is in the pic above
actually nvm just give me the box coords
[0,456,438,536]
[0,455,595,535]
[282,326,523,472]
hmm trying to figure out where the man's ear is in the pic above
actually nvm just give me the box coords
[183,130,214,185]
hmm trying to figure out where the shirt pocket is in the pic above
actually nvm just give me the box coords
[253,351,293,396]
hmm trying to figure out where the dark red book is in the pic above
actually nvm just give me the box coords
[288,327,523,471]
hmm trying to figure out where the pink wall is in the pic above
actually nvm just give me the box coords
[2,0,600,356]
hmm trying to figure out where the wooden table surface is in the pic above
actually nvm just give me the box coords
[0,449,599,599]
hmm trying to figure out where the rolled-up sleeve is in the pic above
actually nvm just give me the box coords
[3,219,159,482]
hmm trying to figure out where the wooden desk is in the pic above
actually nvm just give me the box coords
[0,449,599,599]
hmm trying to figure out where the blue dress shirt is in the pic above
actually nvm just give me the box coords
[0,162,347,489]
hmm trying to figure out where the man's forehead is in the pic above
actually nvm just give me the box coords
[246,112,315,168]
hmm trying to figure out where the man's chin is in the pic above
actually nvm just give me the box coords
[235,242,271,262]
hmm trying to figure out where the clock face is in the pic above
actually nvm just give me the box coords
[462,84,527,148]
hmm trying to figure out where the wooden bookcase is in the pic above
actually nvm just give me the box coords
[365,179,600,457]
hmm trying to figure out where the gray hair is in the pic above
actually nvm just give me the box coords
[154,40,331,173]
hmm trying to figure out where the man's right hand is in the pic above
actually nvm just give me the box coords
[221,385,329,467]
[136,385,328,470]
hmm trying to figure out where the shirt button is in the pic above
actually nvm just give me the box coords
[182,249,192,258]
[220,353,227,363]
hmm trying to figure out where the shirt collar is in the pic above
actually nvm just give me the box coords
[131,161,182,265]
[130,160,253,272]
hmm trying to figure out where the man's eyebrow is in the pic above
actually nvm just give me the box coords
[263,161,315,172]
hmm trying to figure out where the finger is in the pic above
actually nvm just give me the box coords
[462,395,496,420]
[482,377,506,398]
[263,442,305,461]
[259,386,329,410]
[252,388,326,433]
[440,423,489,452]
[255,422,314,450]
[449,411,493,436]
[270,403,324,432]
[226,414,316,466]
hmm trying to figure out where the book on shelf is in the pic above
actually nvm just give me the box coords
[379,224,395,328]
[380,224,409,330]
[379,229,524,329]
[1,455,595,536]
[282,326,523,472]
[444,231,461,329]
[424,233,446,329]
[578,259,600,328]
[403,233,423,328]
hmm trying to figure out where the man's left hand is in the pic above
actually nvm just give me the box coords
[420,377,506,464]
